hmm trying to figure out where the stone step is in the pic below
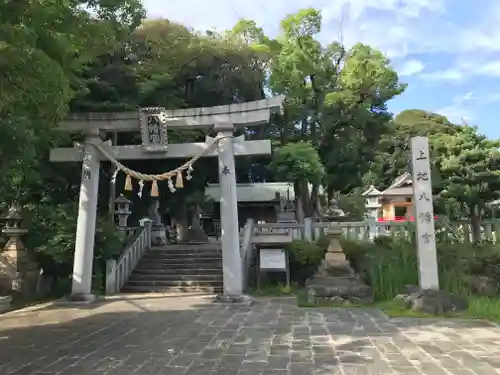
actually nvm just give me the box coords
[143,252,221,260]
[128,274,222,282]
[152,244,221,251]
[307,282,372,300]
[121,285,222,294]
[132,268,222,275]
[146,248,222,255]
[125,280,222,287]
[306,276,363,287]
[137,258,222,266]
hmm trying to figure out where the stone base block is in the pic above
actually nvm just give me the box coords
[151,226,168,246]
[394,288,468,315]
[55,293,102,306]
[0,296,12,313]
[214,294,253,305]
[306,275,373,304]
[324,252,347,264]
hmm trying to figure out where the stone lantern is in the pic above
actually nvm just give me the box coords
[0,202,39,297]
[114,194,132,229]
[2,202,28,250]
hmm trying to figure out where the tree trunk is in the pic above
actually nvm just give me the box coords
[470,204,481,242]
[191,204,201,230]
[310,184,321,220]
[295,179,314,220]
[176,205,189,242]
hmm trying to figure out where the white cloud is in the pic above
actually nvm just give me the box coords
[418,59,500,82]
[435,91,476,123]
[436,89,500,123]
[398,60,425,76]
[436,106,473,124]
[485,92,500,103]
[419,68,464,82]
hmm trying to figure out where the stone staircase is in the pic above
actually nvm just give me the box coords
[121,243,223,294]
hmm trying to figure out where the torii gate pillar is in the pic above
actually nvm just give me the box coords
[72,130,101,301]
[215,123,242,296]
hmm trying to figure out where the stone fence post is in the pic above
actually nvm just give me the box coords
[304,217,313,242]
[140,218,153,249]
[105,259,117,295]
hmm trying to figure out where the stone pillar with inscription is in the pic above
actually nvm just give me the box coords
[410,136,439,290]
[71,130,101,301]
[214,123,244,299]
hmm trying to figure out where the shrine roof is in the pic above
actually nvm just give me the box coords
[381,186,413,196]
[361,185,382,196]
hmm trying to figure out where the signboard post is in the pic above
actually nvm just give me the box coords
[410,136,439,290]
[257,247,290,289]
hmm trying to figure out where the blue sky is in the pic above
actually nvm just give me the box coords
[143,0,500,139]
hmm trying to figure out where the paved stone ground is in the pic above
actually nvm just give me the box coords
[1,295,500,375]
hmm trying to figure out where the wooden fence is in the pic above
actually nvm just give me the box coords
[253,219,500,244]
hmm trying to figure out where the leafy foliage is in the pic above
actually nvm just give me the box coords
[24,203,123,293]
[342,236,500,301]
[270,141,324,184]
[286,240,325,284]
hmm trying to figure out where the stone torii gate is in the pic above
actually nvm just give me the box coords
[50,96,284,301]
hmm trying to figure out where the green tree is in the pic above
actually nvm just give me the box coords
[233,9,405,207]
[0,0,145,201]
[269,141,324,220]
[434,126,500,240]
[366,109,457,189]
[70,19,268,239]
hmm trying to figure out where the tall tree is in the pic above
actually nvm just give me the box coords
[0,0,145,203]
[232,9,405,217]
[434,126,500,240]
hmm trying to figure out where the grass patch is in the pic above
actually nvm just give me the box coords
[247,282,298,297]
[376,297,500,322]
[252,284,500,323]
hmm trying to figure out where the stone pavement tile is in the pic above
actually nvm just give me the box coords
[290,350,313,363]
[342,365,371,375]
[152,366,187,375]
[262,370,287,375]
[480,356,500,369]
[270,344,291,355]
[384,353,412,366]
[169,353,199,367]
[134,357,172,375]
[289,363,314,375]
[312,345,335,357]
[390,365,422,375]
[266,355,290,369]
[418,361,449,375]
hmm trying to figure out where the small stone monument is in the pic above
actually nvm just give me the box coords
[277,199,296,223]
[147,199,168,245]
[306,227,372,304]
[322,198,348,222]
[0,202,40,299]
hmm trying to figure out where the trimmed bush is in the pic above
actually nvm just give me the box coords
[286,240,325,285]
